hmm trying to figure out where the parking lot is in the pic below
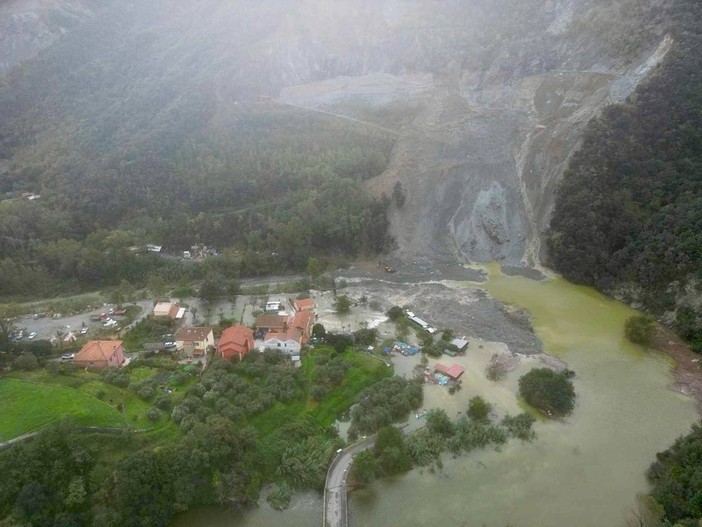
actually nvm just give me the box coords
[12,300,153,343]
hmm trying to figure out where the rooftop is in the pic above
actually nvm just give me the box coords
[293,298,315,311]
[75,340,123,363]
[175,326,212,342]
[434,363,465,379]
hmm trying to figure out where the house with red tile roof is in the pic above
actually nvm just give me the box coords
[74,340,125,369]
[175,326,214,357]
[255,314,287,335]
[289,310,313,344]
[434,363,465,380]
[258,310,313,356]
[219,325,254,361]
[293,298,315,312]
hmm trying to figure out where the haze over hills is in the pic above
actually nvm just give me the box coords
[0,0,698,340]
[0,0,672,262]
[2,2,702,526]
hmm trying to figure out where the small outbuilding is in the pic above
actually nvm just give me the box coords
[434,363,465,380]
[153,302,181,319]
[451,338,469,353]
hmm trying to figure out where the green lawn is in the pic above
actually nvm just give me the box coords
[3,366,187,441]
[0,379,125,440]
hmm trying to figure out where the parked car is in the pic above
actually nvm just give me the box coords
[28,332,37,339]
[80,327,88,335]
[61,353,75,361]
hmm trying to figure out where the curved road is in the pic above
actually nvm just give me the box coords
[324,436,375,527]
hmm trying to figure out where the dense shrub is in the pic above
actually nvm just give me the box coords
[147,407,161,422]
[348,377,423,439]
[13,352,38,371]
[350,450,380,486]
[266,483,292,511]
[647,424,702,525]
[518,368,576,416]
[624,315,656,346]
[101,367,130,388]
[502,413,536,441]
[467,396,492,424]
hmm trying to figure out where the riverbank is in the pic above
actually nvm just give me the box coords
[654,326,702,409]
[347,267,699,527]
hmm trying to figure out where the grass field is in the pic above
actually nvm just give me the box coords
[2,365,189,441]
[0,379,125,440]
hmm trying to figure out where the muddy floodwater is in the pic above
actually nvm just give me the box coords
[172,265,698,527]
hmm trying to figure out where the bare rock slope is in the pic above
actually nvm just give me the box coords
[1,0,673,272]
[262,0,673,269]
[0,0,102,74]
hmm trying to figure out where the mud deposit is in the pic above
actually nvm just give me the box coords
[173,266,698,527]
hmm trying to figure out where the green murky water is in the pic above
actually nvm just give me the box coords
[172,266,698,527]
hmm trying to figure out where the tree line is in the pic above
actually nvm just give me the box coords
[0,22,397,300]
[549,0,702,351]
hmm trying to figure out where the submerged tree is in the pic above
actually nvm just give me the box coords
[518,368,575,417]
[625,315,656,347]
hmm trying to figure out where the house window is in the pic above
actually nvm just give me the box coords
[277,343,281,348]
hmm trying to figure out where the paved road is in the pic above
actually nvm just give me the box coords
[324,436,375,527]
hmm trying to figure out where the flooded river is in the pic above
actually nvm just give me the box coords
[172,265,698,527]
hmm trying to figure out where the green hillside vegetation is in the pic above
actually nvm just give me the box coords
[0,379,124,439]
[0,1,396,300]
[1,364,190,440]
[549,0,702,350]
[0,103,393,299]
[647,424,702,525]
[0,345,392,525]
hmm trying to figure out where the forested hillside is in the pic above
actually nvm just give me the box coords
[647,424,702,525]
[0,3,395,299]
[549,0,702,350]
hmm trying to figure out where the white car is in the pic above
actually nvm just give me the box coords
[28,332,37,339]
[61,353,75,361]
[80,327,88,335]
